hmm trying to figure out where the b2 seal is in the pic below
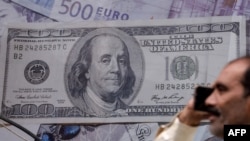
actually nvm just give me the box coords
[170,56,197,80]
[24,60,50,84]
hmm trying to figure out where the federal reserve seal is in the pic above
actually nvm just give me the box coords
[24,60,50,84]
[170,56,197,80]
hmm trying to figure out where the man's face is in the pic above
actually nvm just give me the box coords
[205,60,250,138]
[85,35,129,101]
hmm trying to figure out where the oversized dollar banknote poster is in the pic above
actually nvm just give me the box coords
[0,16,246,124]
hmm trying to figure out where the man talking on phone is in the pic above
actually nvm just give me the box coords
[154,56,250,141]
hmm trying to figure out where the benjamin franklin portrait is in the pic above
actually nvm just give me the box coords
[65,28,144,117]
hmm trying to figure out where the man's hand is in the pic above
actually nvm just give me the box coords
[178,98,210,126]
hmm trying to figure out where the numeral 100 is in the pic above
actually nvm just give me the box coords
[12,104,54,116]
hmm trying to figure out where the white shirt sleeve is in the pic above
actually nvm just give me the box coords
[154,117,198,141]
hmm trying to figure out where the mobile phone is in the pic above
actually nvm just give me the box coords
[194,86,219,116]
[194,86,213,110]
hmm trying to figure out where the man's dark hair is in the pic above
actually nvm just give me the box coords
[228,56,250,97]
[241,62,250,97]
[68,33,136,99]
